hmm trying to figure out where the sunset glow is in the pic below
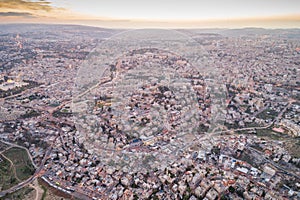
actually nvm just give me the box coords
[0,0,300,28]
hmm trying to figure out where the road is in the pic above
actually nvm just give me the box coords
[29,179,44,200]
[246,145,300,179]
[0,145,52,198]
[0,152,21,182]
[0,97,295,198]
[0,140,37,169]
[251,102,270,118]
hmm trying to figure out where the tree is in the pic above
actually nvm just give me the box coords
[228,186,235,193]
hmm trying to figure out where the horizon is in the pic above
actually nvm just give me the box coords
[1,22,300,30]
[0,0,300,28]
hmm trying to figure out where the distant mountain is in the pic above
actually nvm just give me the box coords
[1,24,299,40]
[180,27,300,39]
[219,28,300,38]
[0,23,122,39]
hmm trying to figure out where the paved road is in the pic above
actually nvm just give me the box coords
[0,98,295,198]
[246,145,300,179]
[0,140,37,168]
[0,146,52,198]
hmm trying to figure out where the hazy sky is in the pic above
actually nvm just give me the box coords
[50,0,300,20]
[0,0,300,28]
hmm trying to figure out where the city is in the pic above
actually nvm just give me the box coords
[0,24,299,199]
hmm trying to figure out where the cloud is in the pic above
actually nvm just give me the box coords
[0,11,34,17]
[0,0,53,12]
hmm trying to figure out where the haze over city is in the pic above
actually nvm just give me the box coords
[0,0,300,28]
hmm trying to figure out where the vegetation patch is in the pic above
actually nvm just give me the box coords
[0,154,17,190]
[3,147,35,181]
[255,128,288,140]
[256,108,278,121]
[0,186,34,200]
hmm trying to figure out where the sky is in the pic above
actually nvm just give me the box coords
[0,0,300,28]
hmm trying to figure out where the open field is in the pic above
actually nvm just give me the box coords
[2,147,35,182]
[0,155,17,191]
[284,139,300,158]
[255,128,288,140]
[0,186,34,200]
[38,178,72,200]
[0,142,8,152]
